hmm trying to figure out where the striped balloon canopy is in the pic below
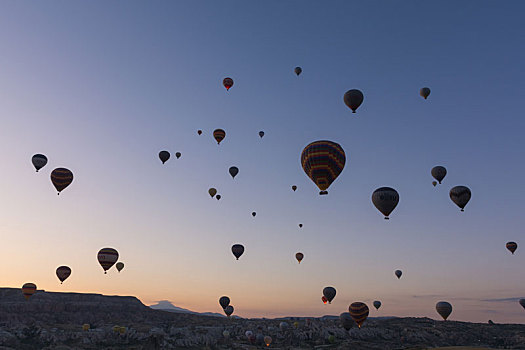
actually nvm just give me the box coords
[32,154,48,172]
[506,241,518,255]
[56,266,72,284]
[213,129,226,145]
[301,140,346,195]
[349,302,369,328]
[50,168,73,195]
[22,283,37,300]
[97,248,119,274]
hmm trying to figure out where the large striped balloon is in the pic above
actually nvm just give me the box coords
[97,248,119,274]
[301,140,346,195]
[22,283,37,300]
[50,168,73,194]
[349,302,369,328]
[213,129,226,145]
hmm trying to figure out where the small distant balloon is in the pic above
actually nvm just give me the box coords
[229,166,239,179]
[349,302,369,328]
[223,77,234,91]
[372,187,399,219]
[449,186,471,212]
[323,287,336,304]
[431,166,447,184]
[216,194,221,200]
[97,248,119,274]
[56,266,72,284]
[213,129,226,145]
[32,154,48,172]
[51,168,74,195]
[159,151,170,164]
[22,283,37,300]
[219,296,230,309]
[294,67,302,76]
[506,242,518,255]
[395,270,402,279]
[252,211,256,217]
[116,262,124,272]
[436,301,452,320]
[339,312,354,330]
[224,305,234,317]
[292,185,297,192]
[322,296,327,304]
[259,131,265,138]
[432,181,437,187]
[223,330,230,339]
[298,223,303,228]
[232,244,244,260]
[175,152,181,159]
[343,89,364,113]
[373,301,381,310]
[295,252,304,264]
[209,188,217,198]
[279,322,289,331]
[420,87,431,99]
[197,130,202,135]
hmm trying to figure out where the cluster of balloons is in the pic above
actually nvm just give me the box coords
[219,296,235,317]
[32,154,74,195]
[158,151,181,164]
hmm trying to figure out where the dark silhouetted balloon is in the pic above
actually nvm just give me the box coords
[51,168,74,195]
[219,296,230,309]
[395,270,402,279]
[436,301,452,320]
[431,166,447,184]
[323,287,336,304]
[97,248,119,274]
[299,224,303,228]
[339,312,354,330]
[432,181,437,187]
[252,211,256,217]
[295,252,304,264]
[420,87,431,99]
[213,129,226,144]
[197,130,202,135]
[223,77,233,91]
[349,302,369,328]
[519,299,525,310]
[301,140,345,195]
[449,186,471,211]
[22,283,37,300]
[322,296,327,304]
[56,266,72,284]
[224,305,234,317]
[372,187,399,219]
[229,166,239,179]
[32,154,48,172]
[159,151,170,164]
[292,185,297,192]
[373,301,381,310]
[216,194,221,200]
[209,188,217,198]
[294,67,302,76]
[116,262,124,272]
[343,89,364,113]
[259,131,264,138]
[232,244,244,260]
[175,152,181,159]
[506,242,518,255]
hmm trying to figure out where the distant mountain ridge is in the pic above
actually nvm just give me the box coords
[149,300,226,318]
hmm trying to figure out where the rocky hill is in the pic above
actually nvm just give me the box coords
[1,288,525,349]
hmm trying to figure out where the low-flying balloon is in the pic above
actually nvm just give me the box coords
[32,154,48,172]
[219,296,230,309]
[343,89,364,113]
[436,301,452,320]
[213,129,226,145]
[339,312,354,330]
[420,87,431,99]
[116,262,124,272]
[279,322,289,331]
[224,305,234,317]
[51,168,73,195]
[373,301,381,310]
[209,188,217,198]
[395,270,402,279]
[229,166,239,179]
[245,330,253,339]
[431,166,447,184]
[294,67,302,76]
[291,185,297,192]
[323,287,336,304]
[349,302,369,328]
[259,131,264,138]
[232,244,244,260]
[223,77,234,91]
[449,186,471,212]
[82,324,90,331]
[97,248,119,274]
[223,330,230,339]
[295,252,304,264]
[506,242,517,254]
[159,151,170,164]
[22,283,37,300]
[56,266,72,284]
[264,336,272,347]
[175,152,181,159]
[372,187,399,219]
[301,140,345,195]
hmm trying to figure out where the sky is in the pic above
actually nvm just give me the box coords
[1,1,525,323]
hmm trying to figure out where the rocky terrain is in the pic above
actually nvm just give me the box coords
[1,288,524,349]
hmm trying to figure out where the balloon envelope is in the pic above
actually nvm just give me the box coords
[116,262,124,272]
[252,211,256,217]
[295,252,304,263]
[208,188,217,198]
[431,166,447,184]
[159,151,170,164]
[506,242,518,254]
[259,131,264,138]
[373,300,381,310]
[372,187,399,219]
[224,305,234,316]
[51,168,74,194]
[301,140,346,195]
[197,130,202,135]
[343,89,364,113]
[219,296,230,309]
[294,67,302,76]
[32,154,48,172]
[264,336,272,346]
[449,186,471,211]
[323,287,336,304]
[395,270,402,279]
[339,312,354,330]
[292,185,297,192]
[420,87,431,99]
[175,152,181,159]
[97,248,119,273]
[216,194,221,200]
[349,302,369,328]
[56,266,72,283]
[213,129,226,144]
[436,301,452,320]
[223,77,234,90]
[322,296,327,304]
[232,244,244,260]
[229,166,239,179]
[22,283,37,300]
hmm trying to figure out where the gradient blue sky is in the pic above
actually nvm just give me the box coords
[1,1,525,323]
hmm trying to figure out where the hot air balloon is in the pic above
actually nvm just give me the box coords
[224,305,234,317]
[264,336,272,347]
[436,301,452,320]
[506,242,518,255]
[119,326,126,335]
[322,296,328,304]
[223,330,230,339]
[291,185,297,192]
[175,152,181,159]
[295,252,304,264]
[51,168,73,195]
[219,296,230,309]
[208,188,217,198]
[112,325,120,333]
[213,129,226,144]
[449,186,471,211]
[420,87,431,99]
[216,194,221,200]
[432,181,437,187]
[323,287,336,304]
[56,266,72,284]
[301,140,345,195]
[339,312,354,330]
[229,166,239,179]
[349,302,369,328]
[294,67,302,76]
[431,166,447,184]
[293,321,299,329]
[22,283,36,300]
[32,154,48,172]
[245,330,253,339]
[343,89,364,113]
[395,270,402,279]
[223,77,234,91]
[82,324,90,331]
[159,151,170,164]
[116,262,124,272]
[372,187,399,219]
[279,322,289,331]
[298,224,303,228]
[232,244,244,260]
[373,301,381,310]
[519,299,525,310]
[197,130,202,135]
[97,248,119,274]
[252,212,256,217]
[259,131,265,138]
